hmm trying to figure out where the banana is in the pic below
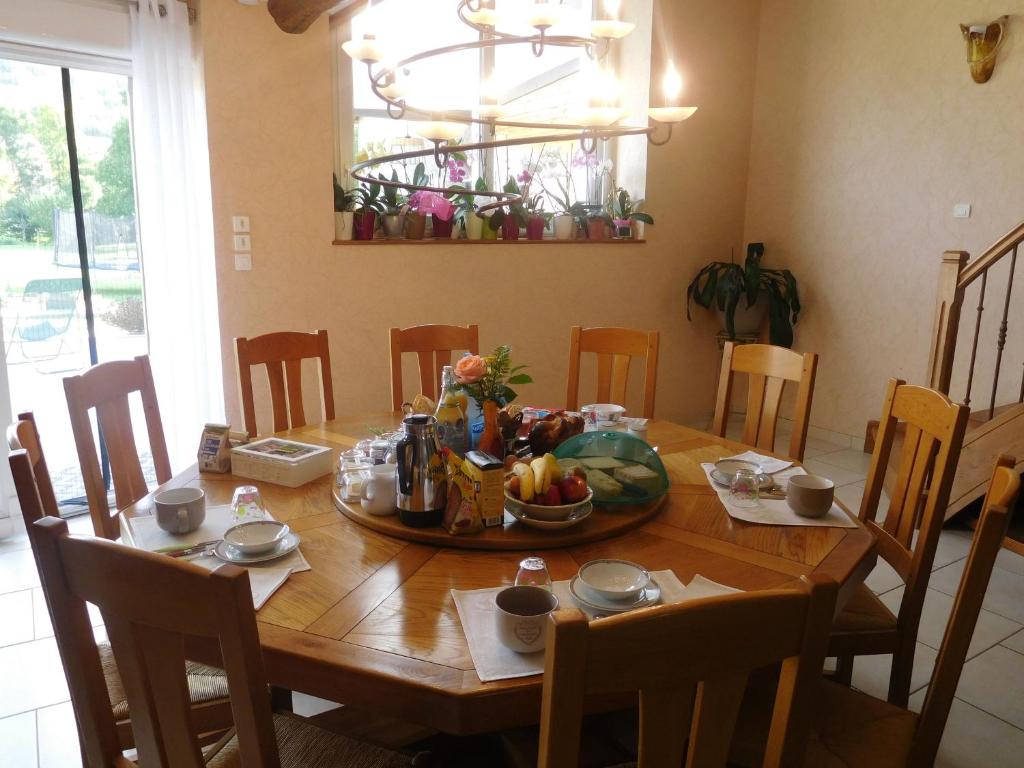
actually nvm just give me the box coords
[530,456,550,494]
[544,453,563,483]
[512,462,535,502]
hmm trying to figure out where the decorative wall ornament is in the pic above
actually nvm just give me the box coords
[960,16,1009,84]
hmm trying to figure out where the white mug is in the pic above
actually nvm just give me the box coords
[154,487,206,534]
[361,464,397,516]
[494,585,558,653]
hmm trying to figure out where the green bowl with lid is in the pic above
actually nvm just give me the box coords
[553,431,670,505]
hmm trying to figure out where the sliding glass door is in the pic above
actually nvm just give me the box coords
[0,54,149,512]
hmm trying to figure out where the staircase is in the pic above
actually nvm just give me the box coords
[866,220,1024,549]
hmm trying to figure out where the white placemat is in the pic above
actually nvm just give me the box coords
[452,571,741,683]
[129,505,310,609]
[702,463,857,528]
[722,450,793,475]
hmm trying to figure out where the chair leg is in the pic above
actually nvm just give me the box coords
[887,646,914,708]
[833,655,854,687]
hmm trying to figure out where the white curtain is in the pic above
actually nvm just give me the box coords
[130,0,224,470]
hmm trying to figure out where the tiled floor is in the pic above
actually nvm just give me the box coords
[0,427,1022,766]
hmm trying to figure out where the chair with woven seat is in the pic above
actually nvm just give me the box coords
[535,574,838,767]
[63,355,172,540]
[733,456,1019,768]
[8,413,235,752]
[235,329,336,438]
[31,514,425,768]
[828,379,970,706]
[565,326,660,419]
[389,324,479,410]
[712,341,818,462]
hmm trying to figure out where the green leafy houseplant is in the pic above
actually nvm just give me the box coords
[378,169,408,215]
[685,242,801,347]
[607,187,654,229]
[450,177,488,228]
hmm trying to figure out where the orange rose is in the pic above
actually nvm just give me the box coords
[455,354,487,384]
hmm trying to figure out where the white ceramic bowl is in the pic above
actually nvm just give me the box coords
[505,489,594,522]
[786,475,835,518]
[713,458,763,483]
[223,520,290,555]
[578,559,650,602]
[581,403,627,424]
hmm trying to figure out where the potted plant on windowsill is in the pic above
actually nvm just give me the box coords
[452,177,488,240]
[378,170,409,239]
[524,193,551,240]
[333,174,357,240]
[685,242,802,347]
[352,180,384,240]
[607,187,653,239]
[499,178,529,241]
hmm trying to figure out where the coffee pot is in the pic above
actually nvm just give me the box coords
[395,414,447,527]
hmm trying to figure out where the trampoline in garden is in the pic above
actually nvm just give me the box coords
[52,209,140,271]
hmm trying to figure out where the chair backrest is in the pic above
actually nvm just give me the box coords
[63,355,172,540]
[911,455,1019,766]
[31,515,280,768]
[538,575,838,768]
[234,329,336,437]
[712,342,818,462]
[389,324,479,411]
[565,326,660,419]
[7,411,60,522]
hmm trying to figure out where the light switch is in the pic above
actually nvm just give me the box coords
[954,203,971,219]
[234,252,252,271]
[232,215,250,233]
[233,234,251,251]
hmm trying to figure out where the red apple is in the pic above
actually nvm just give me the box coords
[558,475,588,504]
[544,485,562,506]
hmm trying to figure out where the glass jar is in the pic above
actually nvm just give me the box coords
[729,468,760,507]
[515,556,552,590]
[231,485,267,522]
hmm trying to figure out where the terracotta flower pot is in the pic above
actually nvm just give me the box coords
[587,218,609,241]
[354,211,376,240]
[526,216,546,240]
[431,214,453,239]
[405,212,426,240]
[501,216,520,241]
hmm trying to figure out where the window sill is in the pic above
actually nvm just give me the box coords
[332,238,647,246]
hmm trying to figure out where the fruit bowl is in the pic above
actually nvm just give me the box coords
[505,488,594,522]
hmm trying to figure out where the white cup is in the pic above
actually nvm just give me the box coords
[154,487,206,533]
[786,475,835,518]
[361,464,397,516]
[494,585,558,653]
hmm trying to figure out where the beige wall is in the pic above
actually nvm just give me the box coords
[744,1,1024,437]
[200,0,761,435]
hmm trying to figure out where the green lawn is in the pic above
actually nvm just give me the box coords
[0,241,142,301]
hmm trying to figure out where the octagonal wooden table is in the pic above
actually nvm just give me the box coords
[120,412,876,735]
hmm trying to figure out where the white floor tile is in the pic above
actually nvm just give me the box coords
[31,589,103,641]
[932,530,974,570]
[865,558,904,595]
[802,457,867,487]
[0,638,70,718]
[1003,629,1024,654]
[810,448,875,477]
[0,549,40,595]
[834,482,864,516]
[0,710,37,768]
[930,561,1024,624]
[995,546,1024,576]
[907,691,1024,768]
[0,590,35,648]
[0,532,31,556]
[293,692,341,717]
[879,587,1022,658]
[955,645,1024,728]
[850,642,936,701]
[36,702,80,768]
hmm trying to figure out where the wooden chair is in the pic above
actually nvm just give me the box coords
[565,326,660,419]
[829,379,970,706]
[31,515,420,768]
[389,324,479,411]
[9,417,234,753]
[7,411,59,521]
[734,456,1020,768]
[537,574,838,768]
[712,342,818,462]
[235,329,336,437]
[63,355,172,540]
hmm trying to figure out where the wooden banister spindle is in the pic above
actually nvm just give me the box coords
[988,245,1018,420]
[964,272,987,408]
[928,251,969,394]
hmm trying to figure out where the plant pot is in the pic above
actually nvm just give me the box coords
[465,214,484,240]
[501,217,520,241]
[631,219,645,240]
[382,213,405,239]
[613,218,632,239]
[405,212,426,240]
[481,216,499,240]
[553,214,574,240]
[334,211,354,241]
[587,218,609,241]
[717,293,768,336]
[354,211,376,240]
[431,214,453,239]
[526,216,546,240]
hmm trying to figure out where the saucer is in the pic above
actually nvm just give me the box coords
[213,532,301,564]
[569,574,661,613]
[506,501,593,530]
[709,468,774,491]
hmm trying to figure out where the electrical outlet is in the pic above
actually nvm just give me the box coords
[233,234,252,251]
[954,203,971,219]
[234,252,252,271]
[232,215,250,233]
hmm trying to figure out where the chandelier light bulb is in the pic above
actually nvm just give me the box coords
[647,106,697,123]
[590,19,634,39]
[341,34,384,64]
[527,2,563,29]
[662,63,683,102]
[604,0,622,18]
[414,121,467,143]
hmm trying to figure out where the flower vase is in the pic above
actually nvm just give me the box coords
[553,214,574,240]
[478,400,505,460]
[431,214,453,239]
[466,214,484,240]
[526,216,546,240]
[405,212,426,239]
[334,211,354,241]
[354,211,376,240]
[502,217,520,241]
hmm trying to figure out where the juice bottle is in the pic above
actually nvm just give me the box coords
[435,365,467,457]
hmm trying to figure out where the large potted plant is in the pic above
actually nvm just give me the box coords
[607,187,653,239]
[685,242,801,347]
[378,170,408,239]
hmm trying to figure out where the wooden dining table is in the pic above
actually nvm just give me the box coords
[120,412,877,735]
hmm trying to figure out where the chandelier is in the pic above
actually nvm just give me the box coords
[341,0,697,212]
